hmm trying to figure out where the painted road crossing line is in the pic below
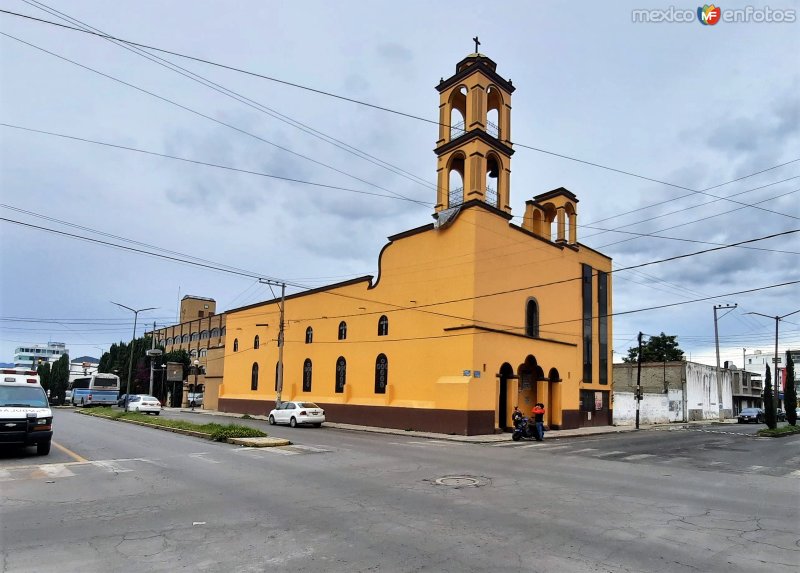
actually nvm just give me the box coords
[622,454,656,461]
[1,458,151,482]
[592,451,626,458]
[569,448,599,454]
[187,453,222,464]
[289,444,330,453]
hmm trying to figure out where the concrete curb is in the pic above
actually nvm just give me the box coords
[227,437,291,447]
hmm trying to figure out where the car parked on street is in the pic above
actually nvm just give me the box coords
[737,407,764,424]
[268,401,325,427]
[125,395,161,415]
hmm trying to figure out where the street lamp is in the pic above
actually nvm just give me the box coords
[192,359,200,411]
[746,309,800,411]
[159,363,167,404]
[111,301,156,407]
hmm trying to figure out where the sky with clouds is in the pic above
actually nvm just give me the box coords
[1,0,798,369]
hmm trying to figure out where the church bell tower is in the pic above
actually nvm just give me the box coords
[434,41,515,215]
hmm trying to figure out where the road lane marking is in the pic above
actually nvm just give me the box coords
[592,451,626,458]
[492,442,519,447]
[622,454,656,461]
[263,448,300,455]
[290,444,330,453]
[789,470,800,478]
[38,464,76,478]
[188,453,221,464]
[52,440,88,463]
[747,465,767,472]
[92,460,133,473]
[570,448,599,454]
[0,469,12,481]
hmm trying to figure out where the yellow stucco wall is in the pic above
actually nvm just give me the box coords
[220,200,612,430]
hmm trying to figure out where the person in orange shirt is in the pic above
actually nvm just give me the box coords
[531,403,546,441]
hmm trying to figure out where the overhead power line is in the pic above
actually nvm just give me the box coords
[3,7,800,219]
[3,213,797,329]
[0,124,426,205]
[0,31,430,208]
[20,0,436,194]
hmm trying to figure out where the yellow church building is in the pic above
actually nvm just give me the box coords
[218,51,613,434]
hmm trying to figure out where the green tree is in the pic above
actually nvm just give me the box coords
[763,364,777,429]
[37,361,51,394]
[49,354,70,405]
[99,338,189,400]
[98,335,154,392]
[785,350,797,426]
[623,332,685,363]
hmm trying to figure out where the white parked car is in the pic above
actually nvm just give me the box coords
[125,395,161,415]
[268,401,325,427]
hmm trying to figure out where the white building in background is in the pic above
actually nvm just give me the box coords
[613,361,734,425]
[744,349,799,406]
[13,342,68,369]
[69,356,100,381]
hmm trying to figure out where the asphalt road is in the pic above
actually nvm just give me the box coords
[1,409,798,572]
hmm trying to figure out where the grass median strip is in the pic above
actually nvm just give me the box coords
[757,425,800,438]
[77,407,268,442]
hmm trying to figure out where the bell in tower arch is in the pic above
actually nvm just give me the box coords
[487,156,500,179]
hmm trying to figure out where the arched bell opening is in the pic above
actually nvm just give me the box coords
[447,153,465,208]
[542,203,557,242]
[485,153,501,208]
[449,86,467,140]
[564,202,577,244]
[486,85,504,139]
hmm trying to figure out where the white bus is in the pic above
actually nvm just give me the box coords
[70,373,120,407]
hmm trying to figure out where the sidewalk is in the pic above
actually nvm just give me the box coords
[164,407,735,444]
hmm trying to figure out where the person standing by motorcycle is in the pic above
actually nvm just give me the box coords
[511,406,523,426]
[531,403,546,441]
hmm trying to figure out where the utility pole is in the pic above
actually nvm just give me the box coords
[636,332,643,430]
[713,303,737,421]
[746,309,800,412]
[259,279,286,406]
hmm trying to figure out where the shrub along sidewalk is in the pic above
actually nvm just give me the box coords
[77,407,268,442]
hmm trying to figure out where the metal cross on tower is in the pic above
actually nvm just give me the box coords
[473,36,480,53]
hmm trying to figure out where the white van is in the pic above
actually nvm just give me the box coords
[0,369,53,455]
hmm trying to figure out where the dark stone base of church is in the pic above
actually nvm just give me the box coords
[218,398,496,436]
[560,409,613,429]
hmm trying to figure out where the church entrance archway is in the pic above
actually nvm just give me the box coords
[498,362,514,430]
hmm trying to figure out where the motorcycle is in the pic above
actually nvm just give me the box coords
[511,416,543,441]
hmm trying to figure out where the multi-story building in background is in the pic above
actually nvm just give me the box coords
[152,295,226,409]
[13,342,68,369]
[744,349,799,408]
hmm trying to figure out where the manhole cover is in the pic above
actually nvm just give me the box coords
[434,476,484,487]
